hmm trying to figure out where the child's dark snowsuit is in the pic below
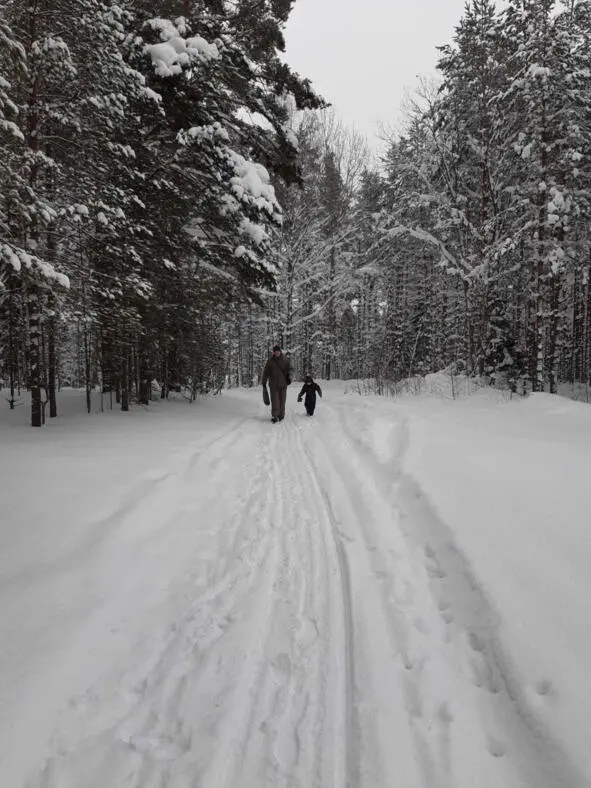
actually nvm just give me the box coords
[298,377,322,416]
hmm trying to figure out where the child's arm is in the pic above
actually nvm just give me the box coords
[316,383,322,397]
[297,384,306,401]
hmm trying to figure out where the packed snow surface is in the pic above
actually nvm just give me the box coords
[1,382,590,787]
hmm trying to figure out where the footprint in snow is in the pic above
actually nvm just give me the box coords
[401,652,414,671]
[413,617,430,635]
[438,702,453,724]
[272,652,292,677]
[426,564,446,579]
[127,735,186,761]
[470,655,501,694]
[424,546,446,578]
[468,631,485,653]
[438,602,454,624]
[535,678,554,697]
[486,737,506,758]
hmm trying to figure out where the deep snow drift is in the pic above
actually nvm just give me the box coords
[1,383,590,787]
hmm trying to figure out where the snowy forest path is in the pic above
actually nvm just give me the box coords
[3,389,585,788]
[22,396,351,788]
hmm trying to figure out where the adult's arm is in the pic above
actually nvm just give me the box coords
[262,359,271,387]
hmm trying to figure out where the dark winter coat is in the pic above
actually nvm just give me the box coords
[262,354,291,391]
[298,380,322,406]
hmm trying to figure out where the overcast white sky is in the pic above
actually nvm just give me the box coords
[284,0,468,147]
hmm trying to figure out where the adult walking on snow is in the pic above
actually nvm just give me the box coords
[262,344,291,423]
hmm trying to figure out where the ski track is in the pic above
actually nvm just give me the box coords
[27,410,350,788]
[20,394,586,788]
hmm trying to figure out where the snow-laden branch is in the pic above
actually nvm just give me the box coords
[381,224,474,278]
[144,18,221,77]
[0,243,70,288]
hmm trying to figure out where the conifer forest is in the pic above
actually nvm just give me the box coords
[2,0,591,426]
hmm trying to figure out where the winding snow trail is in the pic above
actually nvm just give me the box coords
[0,388,587,787]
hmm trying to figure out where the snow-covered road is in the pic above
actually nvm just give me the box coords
[1,386,590,787]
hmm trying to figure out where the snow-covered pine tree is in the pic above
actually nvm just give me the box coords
[0,7,72,425]
[546,0,591,390]
[121,1,322,398]
[348,169,386,380]
[496,0,573,391]
[434,0,509,379]
[0,0,322,419]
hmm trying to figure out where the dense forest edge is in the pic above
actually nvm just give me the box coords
[2,0,591,426]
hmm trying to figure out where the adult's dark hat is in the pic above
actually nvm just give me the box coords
[273,344,281,352]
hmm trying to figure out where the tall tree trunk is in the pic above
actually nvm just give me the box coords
[161,351,168,399]
[534,282,545,393]
[236,319,243,387]
[84,322,92,414]
[47,311,57,418]
[248,309,255,386]
[7,283,16,409]
[325,246,336,381]
[121,347,130,412]
[571,267,580,384]
[27,3,43,425]
[463,279,475,374]
[585,265,591,401]
[28,284,42,427]
[547,275,560,394]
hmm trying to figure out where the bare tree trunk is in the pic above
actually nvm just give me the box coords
[26,3,43,426]
[7,283,16,409]
[325,246,336,381]
[28,285,42,427]
[585,265,591,402]
[547,275,560,395]
[248,309,255,386]
[161,345,168,399]
[47,294,57,418]
[236,319,243,387]
[138,355,151,405]
[84,322,91,414]
[463,279,475,375]
[121,347,130,412]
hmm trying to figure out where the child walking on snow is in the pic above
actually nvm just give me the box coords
[297,375,322,416]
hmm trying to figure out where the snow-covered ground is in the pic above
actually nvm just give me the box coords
[1,383,590,787]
